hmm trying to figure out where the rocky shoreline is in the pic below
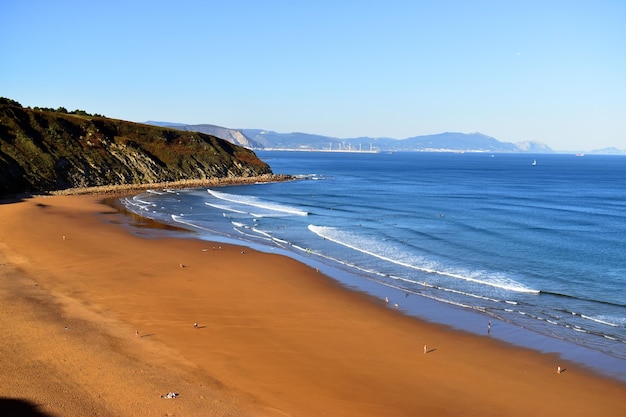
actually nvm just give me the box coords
[46,174,294,196]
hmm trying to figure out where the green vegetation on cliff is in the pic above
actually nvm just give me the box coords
[0,99,272,195]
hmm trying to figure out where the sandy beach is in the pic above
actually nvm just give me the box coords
[1,193,625,417]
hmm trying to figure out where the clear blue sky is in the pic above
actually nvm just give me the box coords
[1,1,624,151]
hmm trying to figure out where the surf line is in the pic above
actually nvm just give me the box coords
[208,189,308,216]
[308,225,538,294]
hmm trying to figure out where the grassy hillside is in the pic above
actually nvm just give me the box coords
[0,100,272,195]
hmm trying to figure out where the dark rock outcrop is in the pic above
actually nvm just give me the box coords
[0,102,272,195]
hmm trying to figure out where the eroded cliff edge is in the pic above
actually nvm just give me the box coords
[0,101,273,195]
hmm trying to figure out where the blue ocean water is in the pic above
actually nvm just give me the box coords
[121,151,626,379]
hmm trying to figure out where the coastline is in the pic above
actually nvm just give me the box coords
[48,174,294,196]
[1,192,625,416]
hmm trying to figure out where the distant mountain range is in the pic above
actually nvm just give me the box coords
[242,130,554,153]
[146,122,625,154]
[146,122,554,153]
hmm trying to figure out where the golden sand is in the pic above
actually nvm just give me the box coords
[0,194,624,416]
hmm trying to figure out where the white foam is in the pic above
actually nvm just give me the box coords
[208,189,308,216]
[146,189,167,195]
[308,225,539,294]
[581,315,620,327]
[571,327,588,333]
[205,202,256,216]
[250,227,274,239]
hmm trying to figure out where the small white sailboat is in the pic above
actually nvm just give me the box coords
[532,159,537,166]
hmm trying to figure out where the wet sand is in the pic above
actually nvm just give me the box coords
[1,194,625,417]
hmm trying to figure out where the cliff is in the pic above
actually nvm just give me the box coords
[0,101,272,195]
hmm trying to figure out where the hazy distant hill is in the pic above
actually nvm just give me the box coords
[514,140,554,153]
[0,99,272,195]
[147,121,262,149]
[587,147,626,155]
[241,129,348,150]
[146,121,553,153]
[242,129,553,153]
[142,121,626,155]
[380,132,519,152]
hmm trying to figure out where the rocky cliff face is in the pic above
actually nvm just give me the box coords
[0,103,272,195]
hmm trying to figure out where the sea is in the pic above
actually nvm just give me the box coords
[120,151,626,381]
